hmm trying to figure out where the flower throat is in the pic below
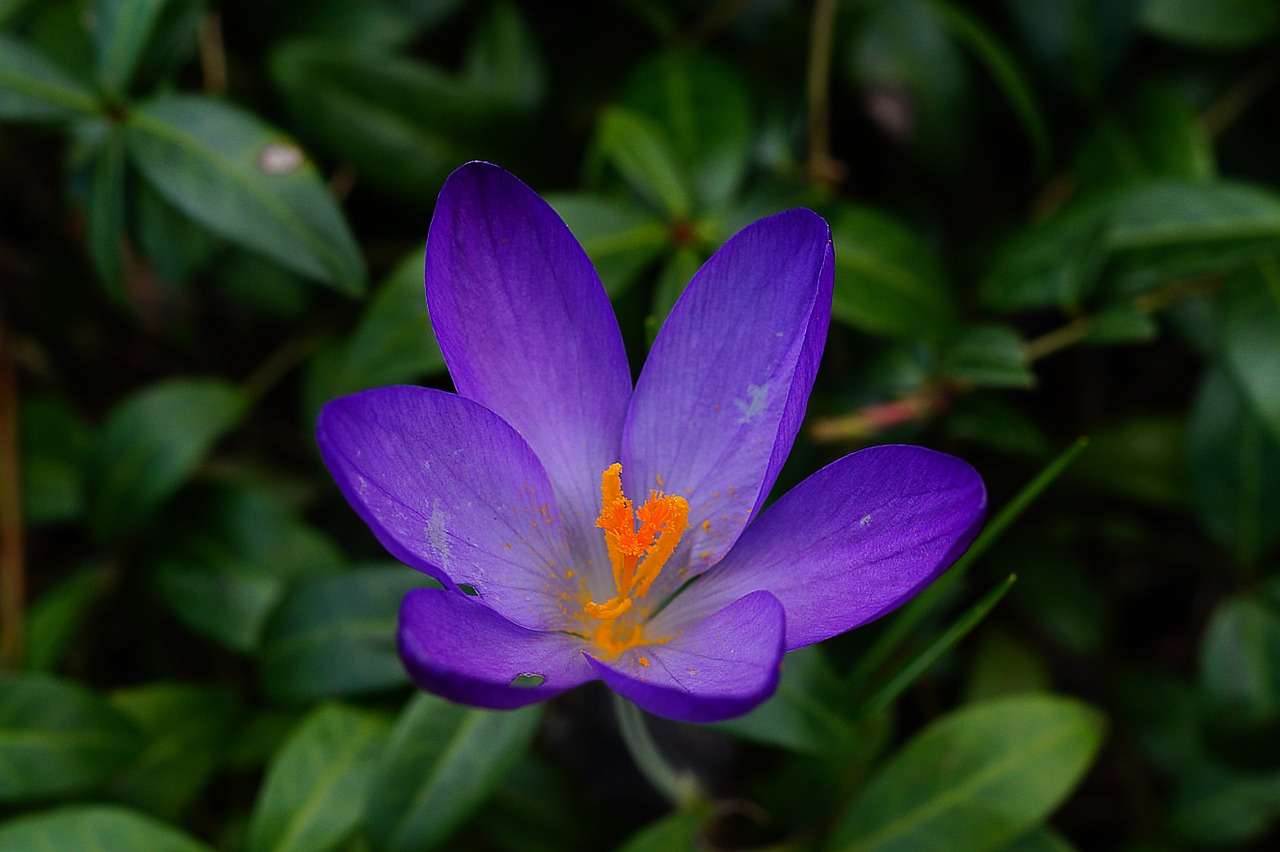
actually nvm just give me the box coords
[585,463,688,655]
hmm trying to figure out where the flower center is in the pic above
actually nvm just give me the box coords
[585,463,688,656]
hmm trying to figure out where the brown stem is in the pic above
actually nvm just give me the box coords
[1202,53,1280,140]
[0,317,25,670]
[806,0,843,185]
[199,12,228,96]
[1023,315,1093,363]
[809,384,952,443]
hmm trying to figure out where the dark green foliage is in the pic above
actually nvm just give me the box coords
[3,0,1279,847]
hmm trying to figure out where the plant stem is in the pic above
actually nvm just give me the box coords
[806,0,843,185]
[0,317,25,670]
[612,693,702,808]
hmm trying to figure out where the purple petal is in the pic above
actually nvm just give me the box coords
[586,590,786,723]
[399,588,596,710]
[621,209,833,603]
[317,385,578,630]
[653,445,986,650]
[426,162,631,601]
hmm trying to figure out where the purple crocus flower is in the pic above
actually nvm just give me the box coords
[316,162,985,723]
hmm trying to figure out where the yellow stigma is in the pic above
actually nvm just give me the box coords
[585,463,688,656]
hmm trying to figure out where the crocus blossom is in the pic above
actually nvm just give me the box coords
[316,162,986,723]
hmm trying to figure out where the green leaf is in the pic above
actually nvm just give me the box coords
[0,33,101,120]
[651,246,702,329]
[1220,258,1280,446]
[367,694,542,852]
[862,574,1017,716]
[830,203,957,340]
[124,95,365,293]
[623,50,752,210]
[302,251,446,421]
[940,324,1034,389]
[1140,0,1280,48]
[617,805,713,852]
[545,193,669,298]
[715,645,858,753]
[1069,416,1187,505]
[596,106,693,219]
[270,40,518,203]
[924,0,1052,173]
[1168,763,1280,845]
[84,128,129,299]
[1198,596,1280,768]
[150,485,342,652]
[983,180,1280,312]
[19,397,91,526]
[1187,368,1280,566]
[106,684,240,820]
[967,628,1052,703]
[1074,85,1214,194]
[0,805,212,851]
[23,564,110,672]
[91,0,173,96]
[87,379,247,541]
[851,438,1088,690]
[259,565,440,700]
[247,703,390,852]
[998,825,1077,852]
[999,0,1136,102]
[0,674,141,802]
[133,178,219,289]
[832,694,1106,851]
[463,1,545,110]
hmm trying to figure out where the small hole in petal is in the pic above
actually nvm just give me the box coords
[458,584,480,596]
[510,673,545,688]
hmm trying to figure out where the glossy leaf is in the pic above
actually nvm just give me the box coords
[367,694,542,852]
[86,379,247,541]
[107,684,240,819]
[84,126,129,298]
[246,703,390,852]
[302,252,446,420]
[0,675,141,802]
[940,324,1034,389]
[623,50,752,210]
[830,203,956,340]
[832,694,1106,851]
[1074,85,1214,193]
[1069,416,1187,505]
[0,33,101,120]
[463,1,545,110]
[259,565,440,700]
[271,40,516,203]
[1198,596,1280,768]
[925,0,1051,171]
[1140,0,1280,48]
[1000,0,1135,101]
[23,565,110,673]
[546,193,669,298]
[150,485,342,652]
[596,106,693,219]
[1220,259,1280,446]
[0,805,211,852]
[1187,368,1280,565]
[125,95,365,293]
[618,806,713,852]
[91,0,172,96]
[715,644,857,753]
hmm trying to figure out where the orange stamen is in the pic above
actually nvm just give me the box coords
[585,463,689,656]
